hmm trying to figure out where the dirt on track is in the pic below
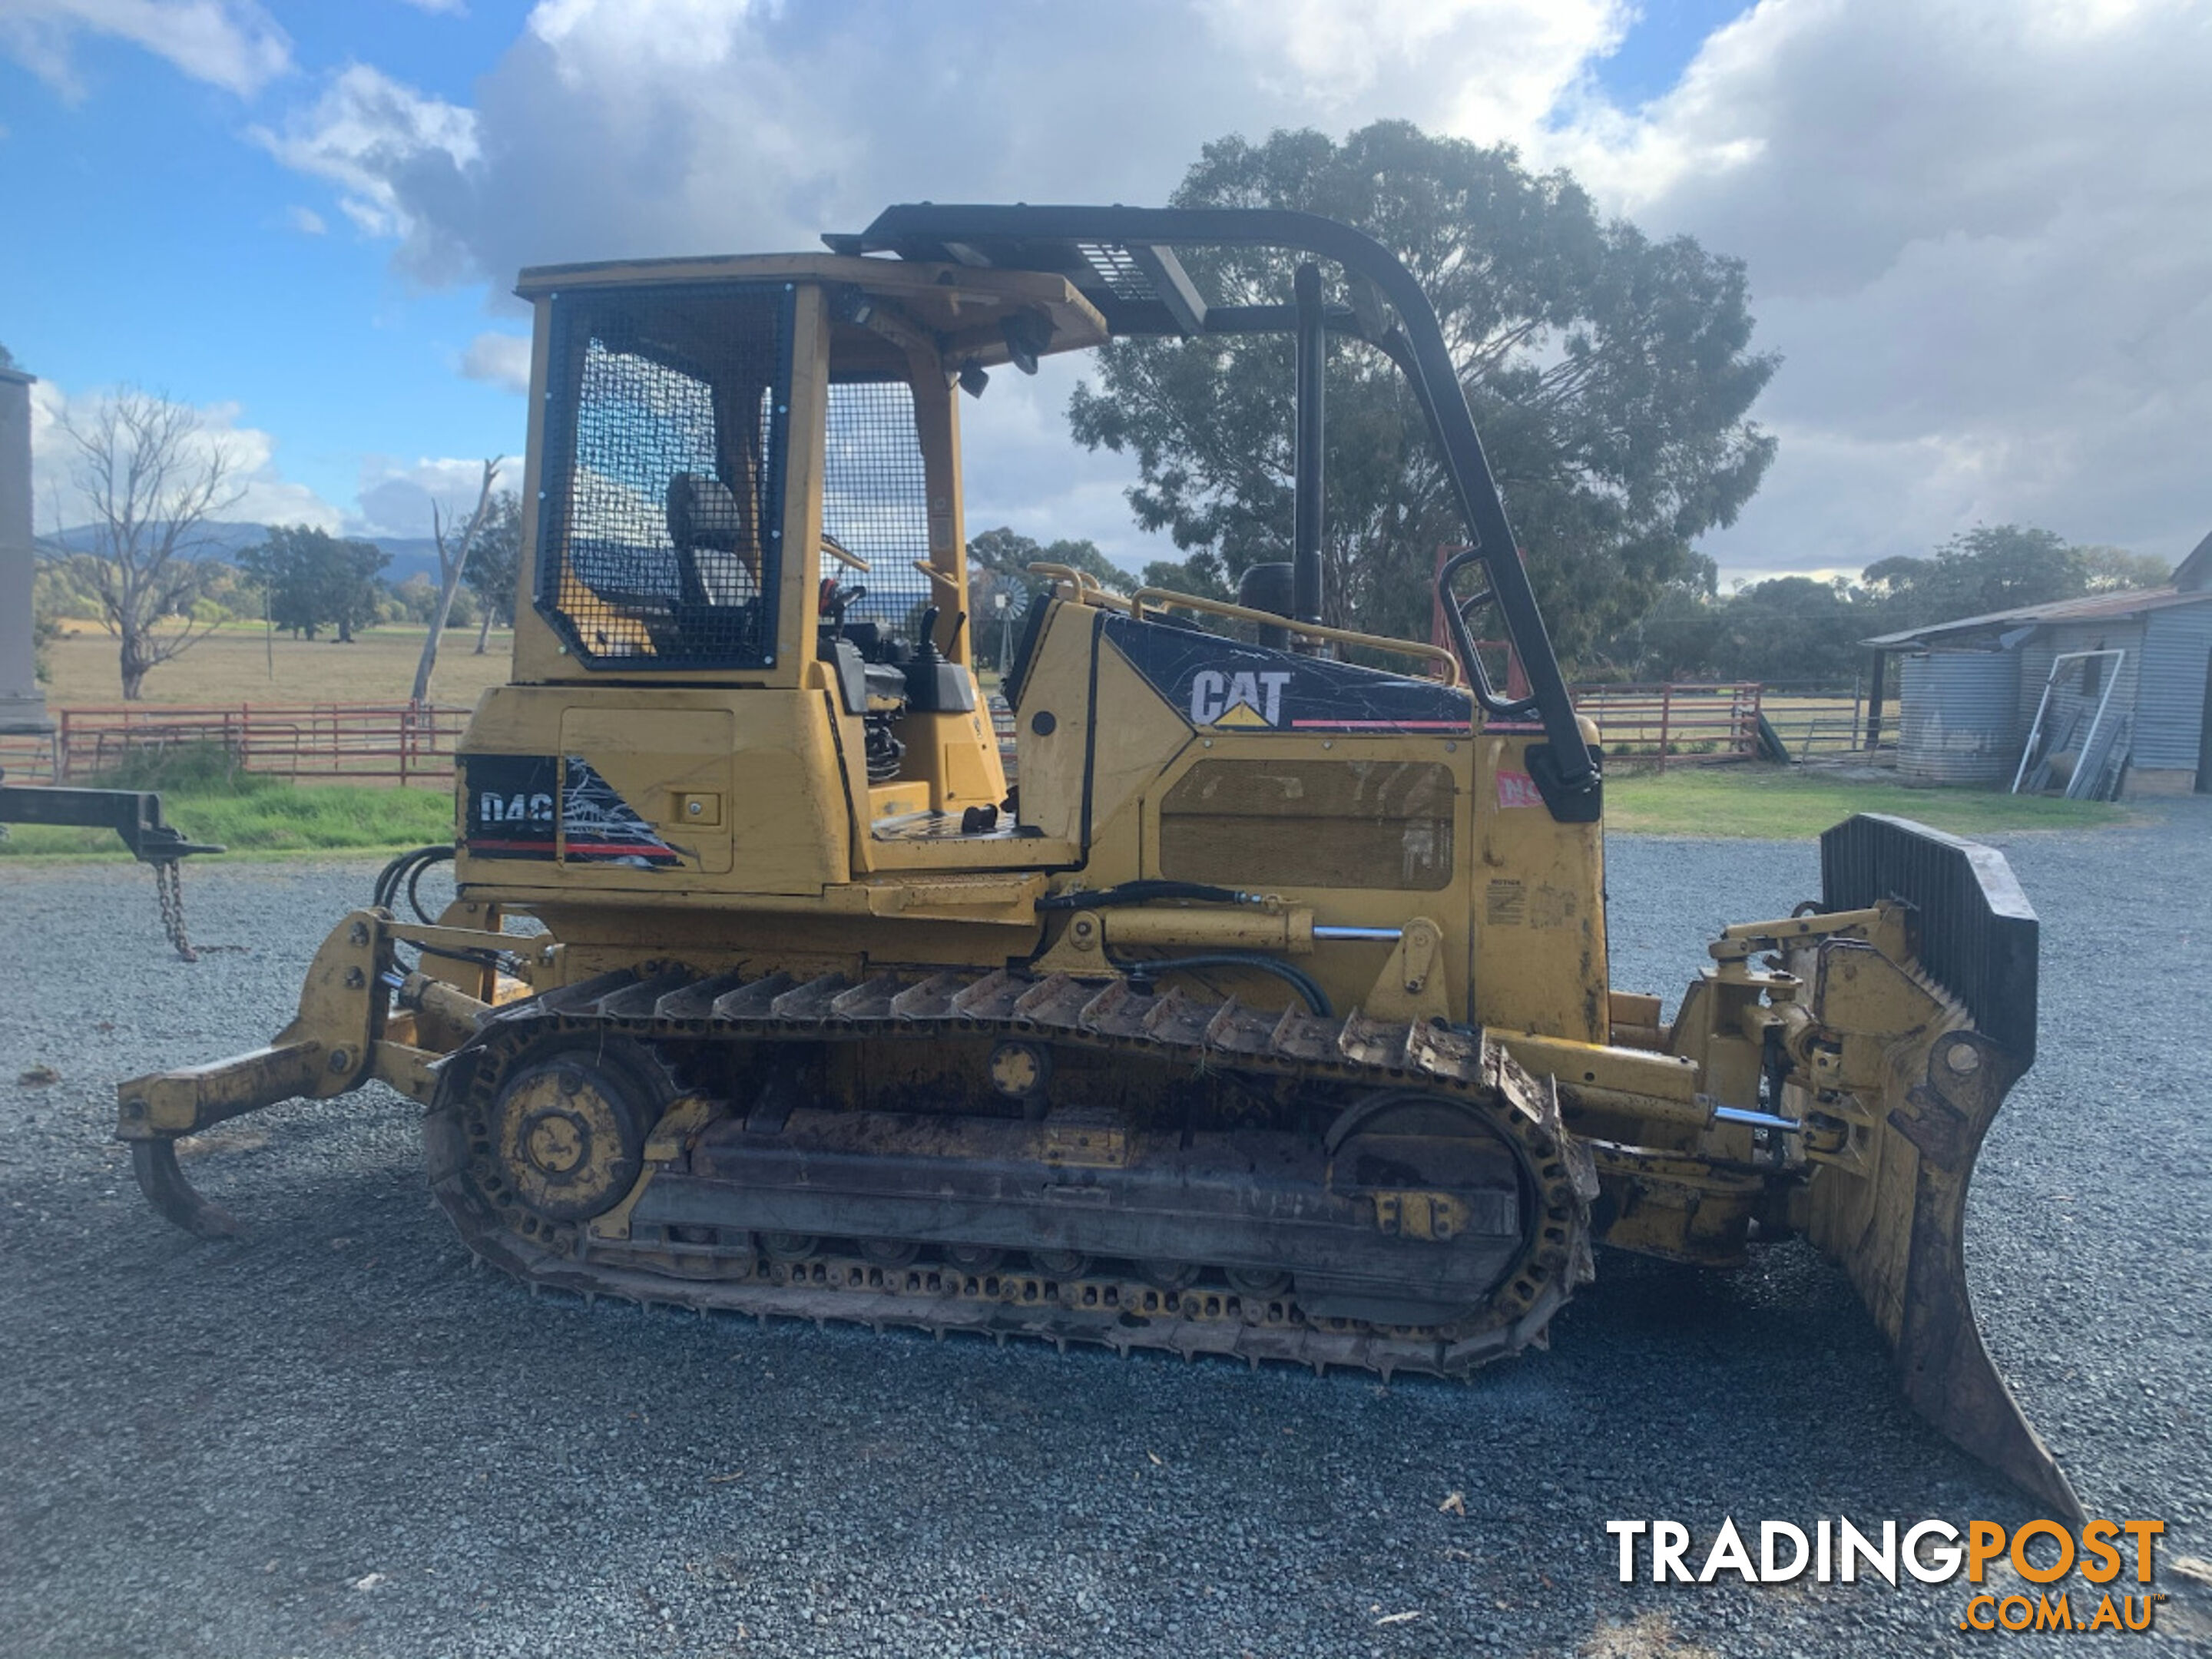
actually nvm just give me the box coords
[2,808,2207,1657]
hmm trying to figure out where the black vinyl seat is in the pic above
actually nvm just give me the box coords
[666,472,765,608]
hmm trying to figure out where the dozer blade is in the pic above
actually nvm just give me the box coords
[1803,815,2082,1526]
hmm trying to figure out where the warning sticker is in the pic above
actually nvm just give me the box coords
[1497,770,1544,810]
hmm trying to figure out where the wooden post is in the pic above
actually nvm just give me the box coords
[1863,651,1887,749]
[1658,684,1672,775]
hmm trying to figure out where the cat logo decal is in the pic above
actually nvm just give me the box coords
[1189,668,1293,728]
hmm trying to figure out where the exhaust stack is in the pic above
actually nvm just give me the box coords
[1292,261,1325,628]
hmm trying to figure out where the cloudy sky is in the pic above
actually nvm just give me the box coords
[4,0,2207,584]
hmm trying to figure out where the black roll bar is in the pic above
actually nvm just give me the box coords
[846,204,1601,820]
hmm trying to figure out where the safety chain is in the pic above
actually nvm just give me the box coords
[151,859,199,963]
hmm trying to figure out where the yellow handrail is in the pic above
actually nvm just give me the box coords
[1126,588,1461,686]
[1026,562,1134,614]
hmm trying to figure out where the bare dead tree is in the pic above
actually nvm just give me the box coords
[469,489,523,654]
[472,582,498,655]
[410,456,502,705]
[61,389,244,699]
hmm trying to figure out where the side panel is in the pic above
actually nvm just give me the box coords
[1467,732,1607,1044]
[1011,604,1105,847]
[560,708,736,877]
[1155,757,1458,892]
[1133,733,1474,1021]
[457,685,847,897]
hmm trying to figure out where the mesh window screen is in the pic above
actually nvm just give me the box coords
[821,378,933,637]
[537,283,792,669]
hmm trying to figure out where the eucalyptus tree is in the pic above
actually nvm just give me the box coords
[1068,123,1778,662]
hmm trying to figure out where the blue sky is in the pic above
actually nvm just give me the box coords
[2,3,541,528]
[5,2,2207,583]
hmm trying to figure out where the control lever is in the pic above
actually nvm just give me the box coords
[820,579,867,641]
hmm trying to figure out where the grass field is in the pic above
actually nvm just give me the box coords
[0,743,452,859]
[41,619,515,709]
[5,754,2118,863]
[1605,765,2122,838]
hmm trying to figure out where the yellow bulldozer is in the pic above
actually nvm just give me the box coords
[118,205,2075,1522]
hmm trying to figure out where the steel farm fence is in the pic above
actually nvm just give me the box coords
[0,702,474,787]
[1571,682,1870,768]
[0,681,1872,793]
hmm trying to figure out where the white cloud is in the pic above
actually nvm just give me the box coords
[353,455,510,540]
[959,358,1181,576]
[28,378,343,535]
[234,0,2212,585]
[0,0,290,99]
[247,0,1624,560]
[459,331,531,394]
[1204,0,1628,133]
[253,63,481,280]
[256,0,1624,285]
[285,203,326,235]
[1545,0,2212,575]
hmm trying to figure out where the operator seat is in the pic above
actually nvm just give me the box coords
[665,472,763,607]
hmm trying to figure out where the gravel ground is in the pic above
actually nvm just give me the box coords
[2,807,2208,1658]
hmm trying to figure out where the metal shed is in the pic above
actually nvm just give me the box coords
[1862,532,2212,798]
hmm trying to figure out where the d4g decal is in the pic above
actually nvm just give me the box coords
[1102,613,1472,734]
[463,754,681,866]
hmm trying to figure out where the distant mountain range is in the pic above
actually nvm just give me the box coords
[38,522,447,584]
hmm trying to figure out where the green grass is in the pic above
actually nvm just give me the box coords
[6,747,2124,861]
[1606,765,2126,839]
[1,744,452,859]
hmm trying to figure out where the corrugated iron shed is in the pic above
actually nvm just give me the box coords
[1862,584,2212,650]
[1859,531,2212,794]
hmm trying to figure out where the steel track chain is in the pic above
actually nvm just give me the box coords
[426,962,1598,1379]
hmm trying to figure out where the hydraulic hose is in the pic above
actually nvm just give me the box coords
[1113,952,1333,1018]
